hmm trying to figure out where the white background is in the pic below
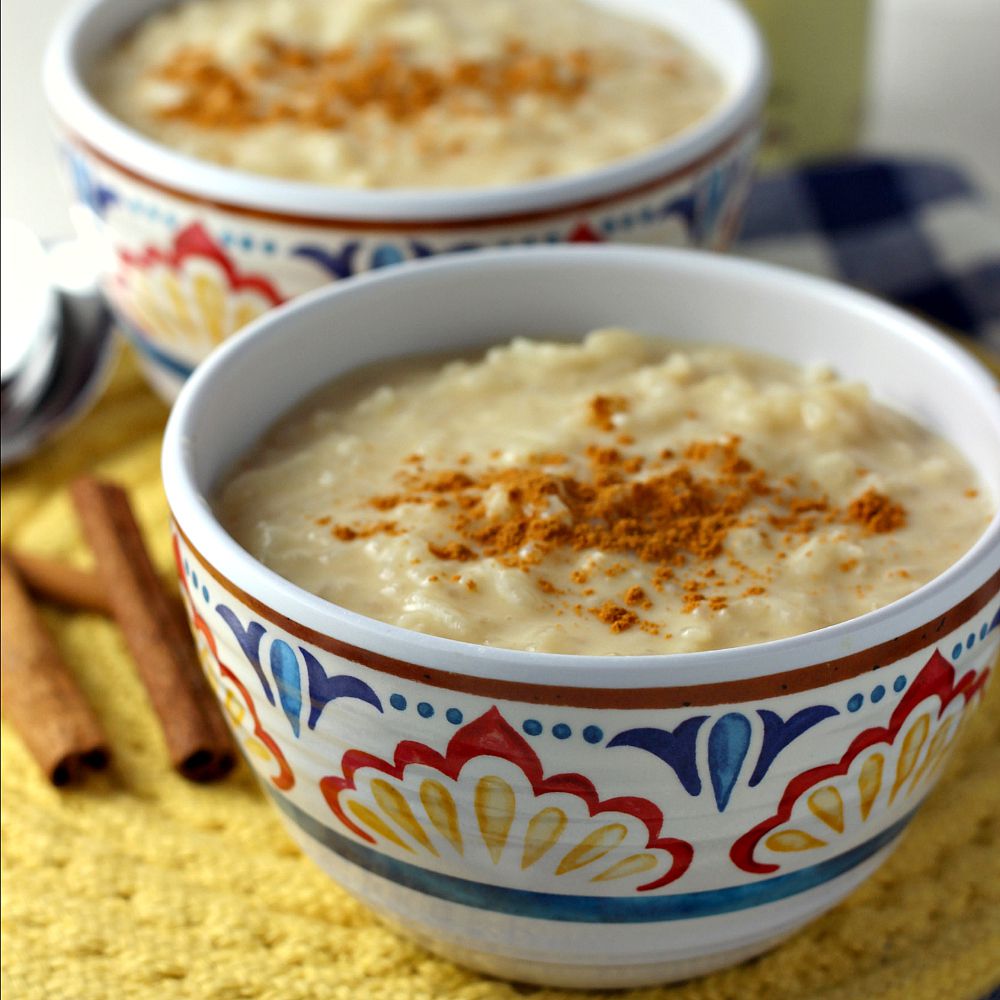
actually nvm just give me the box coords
[3,0,999,239]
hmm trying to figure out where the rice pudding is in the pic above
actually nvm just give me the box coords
[93,0,723,188]
[216,330,992,655]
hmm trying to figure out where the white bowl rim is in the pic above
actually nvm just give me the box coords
[43,0,767,223]
[162,245,1000,689]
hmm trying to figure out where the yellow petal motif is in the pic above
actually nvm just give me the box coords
[347,800,413,852]
[203,665,220,696]
[475,775,516,864]
[908,717,955,794]
[859,753,884,821]
[193,272,225,343]
[223,688,245,725]
[556,823,628,875]
[591,853,659,882]
[808,786,845,833]
[233,299,263,332]
[243,737,272,762]
[371,779,437,855]
[133,275,174,344]
[420,780,463,854]
[765,829,827,852]
[162,272,195,337]
[521,807,566,869]
[890,714,930,803]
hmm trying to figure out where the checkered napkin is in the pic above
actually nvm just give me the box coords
[736,158,1000,352]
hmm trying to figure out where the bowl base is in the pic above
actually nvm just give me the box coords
[282,813,897,989]
[398,927,793,989]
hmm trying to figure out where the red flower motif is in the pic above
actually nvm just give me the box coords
[567,221,604,243]
[118,222,285,305]
[731,649,989,874]
[321,706,692,890]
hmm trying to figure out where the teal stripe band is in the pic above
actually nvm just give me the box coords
[116,316,195,379]
[270,790,913,923]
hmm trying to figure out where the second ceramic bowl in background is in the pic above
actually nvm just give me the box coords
[44,0,766,401]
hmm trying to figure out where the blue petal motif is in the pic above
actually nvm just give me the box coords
[707,713,752,812]
[408,240,435,259]
[269,641,302,737]
[66,149,118,219]
[215,606,273,705]
[693,163,730,241]
[292,242,361,279]
[748,705,840,787]
[989,606,1000,633]
[301,648,382,730]
[662,192,696,235]
[607,716,707,796]
[371,244,406,269]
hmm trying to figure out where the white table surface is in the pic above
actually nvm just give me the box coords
[2,0,999,240]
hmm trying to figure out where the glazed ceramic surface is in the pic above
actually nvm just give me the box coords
[44,0,765,402]
[162,249,1000,988]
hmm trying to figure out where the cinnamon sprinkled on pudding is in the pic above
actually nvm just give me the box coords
[152,38,594,130]
[845,488,907,534]
[327,431,886,633]
[93,0,722,187]
[217,330,993,654]
[588,395,629,433]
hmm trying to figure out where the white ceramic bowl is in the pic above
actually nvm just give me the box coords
[162,247,1000,988]
[44,0,766,402]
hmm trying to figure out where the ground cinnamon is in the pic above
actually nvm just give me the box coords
[325,424,911,634]
[71,477,235,782]
[591,601,639,633]
[844,488,907,534]
[588,394,628,432]
[153,36,593,131]
[0,554,109,785]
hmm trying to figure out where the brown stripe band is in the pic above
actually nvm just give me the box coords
[175,523,999,709]
[66,122,756,233]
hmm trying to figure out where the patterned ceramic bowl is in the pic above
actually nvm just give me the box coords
[44,0,766,403]
[162,247,1000,989]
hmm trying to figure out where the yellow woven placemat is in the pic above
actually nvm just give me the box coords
[2,349,999,1000]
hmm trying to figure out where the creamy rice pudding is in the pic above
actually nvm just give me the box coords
[93,0,723,188]
[216,330,992,655]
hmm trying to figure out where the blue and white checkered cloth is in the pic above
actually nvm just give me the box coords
[736,158,1000,352]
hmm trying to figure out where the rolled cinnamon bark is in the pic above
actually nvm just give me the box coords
[3,549,111,615]
[0,555,110,785]
[4,549,189,634]
[71,477,235,782]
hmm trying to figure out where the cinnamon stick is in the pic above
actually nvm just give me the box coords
[0,554,110,785]
[4,548,189,633]
[71,477,235,782]
[3,549,111,615]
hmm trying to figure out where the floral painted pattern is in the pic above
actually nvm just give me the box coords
[731,649,991,874]
[212,603,382,738]
[174,538,295,790]
[167,525,998,925]
[114,223,285,359]
[321,707,693,893]
[62,127,760,401]
[609,704,840,812]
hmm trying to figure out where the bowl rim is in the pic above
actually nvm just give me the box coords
[162,245,1000,689]
[43,0,768,223]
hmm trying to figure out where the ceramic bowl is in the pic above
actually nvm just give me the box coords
[44,0,766,403]
[161,247,1000,989]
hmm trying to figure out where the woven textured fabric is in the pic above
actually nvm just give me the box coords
[3,350,1000,1000]
[737,158,1000,349]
